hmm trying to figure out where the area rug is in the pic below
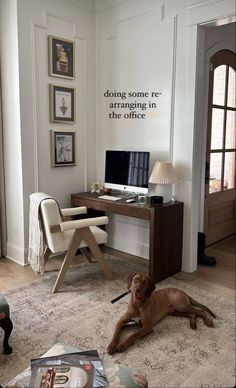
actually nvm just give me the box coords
[0,255,235,387]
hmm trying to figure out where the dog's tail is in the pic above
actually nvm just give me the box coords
[189,297,216,318]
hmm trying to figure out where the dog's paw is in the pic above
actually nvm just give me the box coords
[190,321,197,329]
[116,342,128,353]
[205,318,214,327]
[107,342,118,355]
[3,345,12,355]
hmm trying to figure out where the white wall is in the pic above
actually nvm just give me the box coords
[0,0,235,269]
[96,0,177,259]
[0,0,96,265]
[95,0,236,270]
[0,0,25,264]
[95,0,194,266]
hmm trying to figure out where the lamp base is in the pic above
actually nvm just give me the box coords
[171,194,177,202]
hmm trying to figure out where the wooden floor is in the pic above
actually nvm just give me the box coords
[173,234,235,300]
[0,235,235,299]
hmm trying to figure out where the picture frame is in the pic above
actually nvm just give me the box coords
[49,84,75,123]
[48,35,75,79]
[50,130,76,167]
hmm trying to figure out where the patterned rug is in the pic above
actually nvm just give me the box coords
[0,255,235,387]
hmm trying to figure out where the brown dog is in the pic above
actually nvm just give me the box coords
[107,272,216,354]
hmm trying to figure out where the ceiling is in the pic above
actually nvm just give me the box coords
[61,0,130,13]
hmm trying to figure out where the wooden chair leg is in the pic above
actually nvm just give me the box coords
[80,247,96,263]
[52,229,82,294]
[43,246,51,266]
[80,228,112,280]
[53,227,112,293]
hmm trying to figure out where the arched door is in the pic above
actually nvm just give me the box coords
[204,49,236,245]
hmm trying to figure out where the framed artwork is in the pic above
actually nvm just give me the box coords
[50,130,76,167]
[49,84,75,123]
[48,35,75,79]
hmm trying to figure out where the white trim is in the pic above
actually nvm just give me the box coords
[6,242,28,266]
[188,0,228,10]
[106,5,166,40]
[187,0,236,26]
[95,0,130,14]
[161,12,178,162]
[108,213,150,227]
[107,235,149,260]
[31,21,42,192]
[105,3,177,162]
[30,12,88,192]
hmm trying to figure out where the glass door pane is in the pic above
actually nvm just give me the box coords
[209,153,222,193]
[224,152,236,190]
[227,67,236,108]
[211,108,224,149]
[213,65,226,106]
[226,111,236,149]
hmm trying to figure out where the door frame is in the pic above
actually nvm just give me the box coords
[198,37,236,235]
[204,49,236,245]
[187,5,235,271]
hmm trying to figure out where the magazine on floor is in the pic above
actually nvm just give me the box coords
[30,350,109,388]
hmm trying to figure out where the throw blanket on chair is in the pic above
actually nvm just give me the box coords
[28,193,53,274]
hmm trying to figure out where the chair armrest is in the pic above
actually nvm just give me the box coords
[61,206,87,217]
[60,216,109,231]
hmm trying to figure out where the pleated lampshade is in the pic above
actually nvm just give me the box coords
[149,161,179,184]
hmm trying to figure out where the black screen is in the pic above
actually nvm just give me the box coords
[105,150,150,188]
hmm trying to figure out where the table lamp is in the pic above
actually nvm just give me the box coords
[149,161,179,202]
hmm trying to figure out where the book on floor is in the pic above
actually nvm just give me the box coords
[29,350,109,388]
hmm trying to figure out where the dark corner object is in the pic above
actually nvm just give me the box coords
[197,232,216,266]
[150,195,163,205]
[0,317,13,354]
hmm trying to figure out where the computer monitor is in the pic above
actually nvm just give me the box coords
[104,150,150,194]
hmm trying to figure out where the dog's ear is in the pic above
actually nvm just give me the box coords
[127,272,137,289]
[145,277,156,297]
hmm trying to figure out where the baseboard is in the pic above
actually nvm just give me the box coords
[107,234,149,259]
[6,242,28,266]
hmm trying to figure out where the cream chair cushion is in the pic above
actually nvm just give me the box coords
[40,198,107,253]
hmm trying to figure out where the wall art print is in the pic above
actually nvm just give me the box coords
[49,84,75,123]
[50,130,76,167]
[48,35,75,79]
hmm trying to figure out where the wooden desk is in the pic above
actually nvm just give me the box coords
[71,192,184,283]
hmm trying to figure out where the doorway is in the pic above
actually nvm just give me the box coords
[204,49,236,245]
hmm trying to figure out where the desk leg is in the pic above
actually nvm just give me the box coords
[149,208,158,283]
[149,204,183,284]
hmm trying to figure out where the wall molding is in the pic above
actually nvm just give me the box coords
[105,3,177,162]
[107,235,149,260]
[188,0,227,10]
[187,0,236,26]
[98,3,178,259]
[30,10,88,192]
[7,242,28,266]
[30,21,41,192]
[160,4,178,162]
[109,214,149,227]
[96,0,130,14]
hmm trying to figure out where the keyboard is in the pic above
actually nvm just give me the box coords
[98,195,122,201]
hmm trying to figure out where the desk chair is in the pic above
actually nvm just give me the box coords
[39,197,112,293]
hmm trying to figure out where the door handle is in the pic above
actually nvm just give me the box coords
[205,177,216,182]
